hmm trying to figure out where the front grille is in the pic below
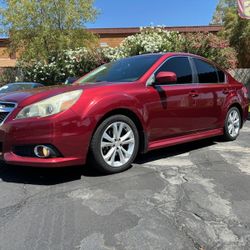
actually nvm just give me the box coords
[0,102,17,125]
[14,145,35,157]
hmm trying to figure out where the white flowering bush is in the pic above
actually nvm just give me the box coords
[122,27,184,55]
[18,27,237,85]
[19,47,107,85]
[102,27,237,68]
[102,27,184,61]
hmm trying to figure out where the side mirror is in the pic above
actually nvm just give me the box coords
[155,71,177,84]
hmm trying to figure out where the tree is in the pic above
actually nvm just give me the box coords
[211,0,236,25]
[0,0,98,61]
[212,0,250,67]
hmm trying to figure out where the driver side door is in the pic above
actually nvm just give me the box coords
[145,56,200,141]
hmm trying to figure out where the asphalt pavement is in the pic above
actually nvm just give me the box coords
[0,121,250,250]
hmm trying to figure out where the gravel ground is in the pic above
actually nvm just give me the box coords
[0,121,250,250]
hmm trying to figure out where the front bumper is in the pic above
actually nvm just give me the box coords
[0,109,94,167]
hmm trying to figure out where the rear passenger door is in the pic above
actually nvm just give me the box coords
[191,57,228,131]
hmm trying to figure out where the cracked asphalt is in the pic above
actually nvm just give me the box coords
[0,121,250,250]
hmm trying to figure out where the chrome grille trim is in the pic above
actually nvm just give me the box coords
[0,101,17,125]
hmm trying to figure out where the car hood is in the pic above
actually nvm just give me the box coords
[0,82,111,107]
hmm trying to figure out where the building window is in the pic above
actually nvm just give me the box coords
[100,42,108,47]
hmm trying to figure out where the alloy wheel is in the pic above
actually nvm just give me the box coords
[227,109,240,138]
[100,122,135,168]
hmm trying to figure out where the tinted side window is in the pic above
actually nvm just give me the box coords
[156,57,193,84]
[194,58,218,83]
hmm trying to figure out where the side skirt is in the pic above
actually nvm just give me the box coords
[148,128,224,151]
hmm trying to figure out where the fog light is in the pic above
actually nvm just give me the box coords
[34,145,54,158]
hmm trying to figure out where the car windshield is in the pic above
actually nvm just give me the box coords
[79,54,162,84]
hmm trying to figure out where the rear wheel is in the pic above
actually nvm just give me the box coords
[89,115,139,174]
[224,107,241,141]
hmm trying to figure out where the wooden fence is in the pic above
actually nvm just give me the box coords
[230,68,250,95]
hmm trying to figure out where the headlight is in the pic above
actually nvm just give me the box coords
[16,90,83,119]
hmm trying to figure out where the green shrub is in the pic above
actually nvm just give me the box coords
[19,48,107,85]
[182,33,238,69]
[102,27,184,61]
[0,67,23,85]
[18,27,238,85]
[103,27,237,69]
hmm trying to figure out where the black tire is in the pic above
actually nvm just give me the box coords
[223,107,241,141]
[89,115,139,174]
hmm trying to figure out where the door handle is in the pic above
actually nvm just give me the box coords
[189,90,199,97]
[223,89,230,94]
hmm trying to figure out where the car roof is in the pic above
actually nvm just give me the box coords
[127,52,205,58]
[128,52,223,69]
[122,53,208,64]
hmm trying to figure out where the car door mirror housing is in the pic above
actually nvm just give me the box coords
[155,71,177,84]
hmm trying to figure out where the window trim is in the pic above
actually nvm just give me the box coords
[189,57,227,85]
[146,56,197,87]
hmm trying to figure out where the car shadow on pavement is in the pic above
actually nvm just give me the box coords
[0,162,104,186]
[0,138,218,186]
[135,138,217,164]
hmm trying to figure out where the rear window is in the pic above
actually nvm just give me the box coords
[193,58,218,83]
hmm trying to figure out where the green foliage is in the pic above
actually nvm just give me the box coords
[102,27,184,61]
[212,0,250,67]
[120,27,184,56]
[222,11,250,67]
[103,27,237,69]
[182,33,237,69]
[0,67,22,84]
[0,0,98,61]
[18,27,238,85]
[211,0,237,24]
[19,48,107,85]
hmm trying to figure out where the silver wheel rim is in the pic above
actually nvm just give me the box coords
[227,110,240,138]
[100,122,135,168]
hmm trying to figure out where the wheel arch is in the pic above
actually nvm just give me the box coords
[93,108,148,154]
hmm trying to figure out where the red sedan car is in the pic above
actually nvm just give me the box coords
[0,53,248,173]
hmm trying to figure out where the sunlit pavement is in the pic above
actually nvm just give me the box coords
[0,121,250,250]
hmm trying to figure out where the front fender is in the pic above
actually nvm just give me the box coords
[71,92,147,131]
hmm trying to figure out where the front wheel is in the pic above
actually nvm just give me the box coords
[89,115,139,174]
[223,107,241,141]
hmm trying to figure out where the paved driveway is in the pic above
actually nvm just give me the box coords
[0,121,250,250]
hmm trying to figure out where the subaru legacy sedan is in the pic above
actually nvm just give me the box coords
[0,53,248,173]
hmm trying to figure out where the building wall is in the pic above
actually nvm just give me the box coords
[0,44,16,67]
[0,47,10,58]
[99,35,126,48]
[91,26,223,48]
